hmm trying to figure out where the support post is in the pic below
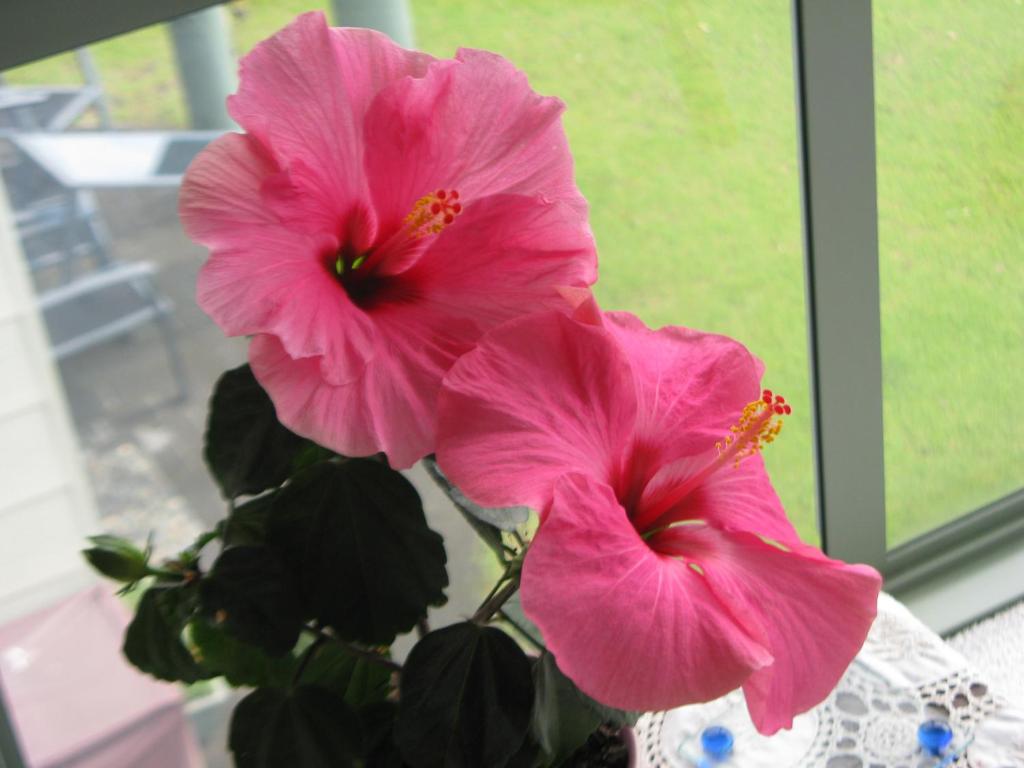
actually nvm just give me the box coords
[330,0,415,48]
[167,5,235,129]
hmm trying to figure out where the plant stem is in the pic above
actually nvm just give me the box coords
[303,626,402,673]
[472,578,519,624]
[292,634,327,688]
[339,642,403,673]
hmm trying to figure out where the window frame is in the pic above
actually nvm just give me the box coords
[791,0,1024,634]
[0,14,1018,764]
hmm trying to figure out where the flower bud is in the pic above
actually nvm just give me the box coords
[82,535,151,583]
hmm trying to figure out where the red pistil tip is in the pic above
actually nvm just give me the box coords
[404,188,464,238]
[718,389,789,468]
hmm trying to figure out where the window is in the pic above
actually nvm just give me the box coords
[874,1,1024,546]
[0,3,1022,764]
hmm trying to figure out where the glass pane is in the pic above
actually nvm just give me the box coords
[875,2,1024,546]
[0,4,811,763]
[1,17,250,768]
[416,0,815,539]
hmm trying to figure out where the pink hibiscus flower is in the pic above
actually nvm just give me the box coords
[180,12,596,468]
[435,306,882,734]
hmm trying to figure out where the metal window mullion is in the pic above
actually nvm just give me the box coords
[792,0,887,568]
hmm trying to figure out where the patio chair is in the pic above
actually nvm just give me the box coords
[0,136,188,404]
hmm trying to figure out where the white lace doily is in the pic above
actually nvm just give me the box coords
[634,595,1023,768]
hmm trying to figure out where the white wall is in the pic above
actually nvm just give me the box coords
[0,181,98,623]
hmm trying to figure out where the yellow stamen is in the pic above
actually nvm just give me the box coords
[715,389,789,469]
[634,389,792,533]
[403,188,463,239]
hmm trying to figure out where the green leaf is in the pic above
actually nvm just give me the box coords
[204,364,321,499]
[503,593,545,650]
[199,545,305,656]
[124,586,209,683]
[269,460,448,644]
[360,701,407,768]
[508,738,542,768]
[82,534,150,583]
[302,643,393,709]
[190,617,294,689]
[223,493,276,547]
[423,455,528,540]
[229,686,362,768]
[531,653,602,766]
[395,622,534,768]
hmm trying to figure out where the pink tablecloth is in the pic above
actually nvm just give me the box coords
[0,584,203,768]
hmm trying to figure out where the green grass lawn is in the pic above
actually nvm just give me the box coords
[6,1,1022,547]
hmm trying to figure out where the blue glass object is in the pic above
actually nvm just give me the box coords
[918,720,953,755]
[701,726,734,760]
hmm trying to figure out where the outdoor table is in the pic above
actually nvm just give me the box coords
[8,130,222,189]
[635,595,1023,767]
[0,86,106,132]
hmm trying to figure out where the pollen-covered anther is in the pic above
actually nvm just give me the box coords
[718,390,791,468]
[404,188,463,239]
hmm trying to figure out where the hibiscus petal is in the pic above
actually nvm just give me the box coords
[655,525,881,734]
[182,132,378,379]
[640,452,802,547]
[362,48,584,236]
[403,194,597,325]
[179,131,282,247]
[436,313,637,511]
[250,303,475,468]
[520,473,772,711]
[604,312,765,464]
[228,12,432,227]
[249,336,381,460]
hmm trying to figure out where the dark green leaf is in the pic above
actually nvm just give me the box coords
[190,617,294,689]
[82,534,150,583]
[301,642,393,709]
[269,460,448,644]
[503,593,545,650]
[199,545,305,656]
[580,700,641,730]
[531,653,602,766]
[395,622,534,768]
[508,737,541,768]
[361,702,407,768]
[124,586,208,683]
[223,493,276,547]
[421,457,507,564]
[204,364,320,499]
[229,686,362,768]
[423,456,529,532]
